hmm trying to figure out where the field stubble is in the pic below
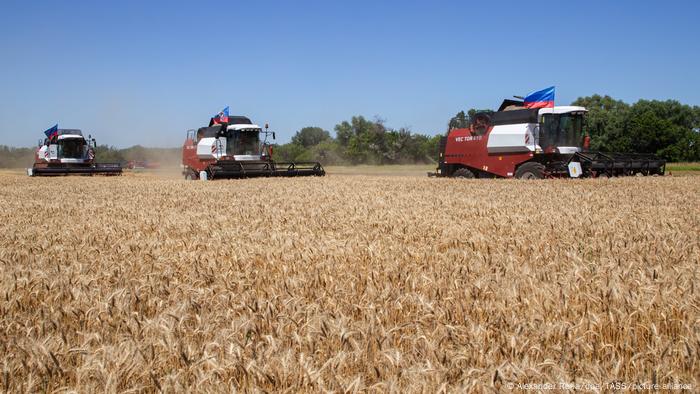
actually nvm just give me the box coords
[0,173,698,392]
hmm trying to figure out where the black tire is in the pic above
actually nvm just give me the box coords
[515,162,545,179]
[453,168,475,179]
[184,170,197,180]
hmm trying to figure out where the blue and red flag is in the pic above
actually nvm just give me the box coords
[212,106,229,124]
[523,86,555,109]
[43,124,58,139]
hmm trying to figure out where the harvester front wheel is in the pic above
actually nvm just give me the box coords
[184,170,198,180]
[453,168,475,179]
[515,162,545,179]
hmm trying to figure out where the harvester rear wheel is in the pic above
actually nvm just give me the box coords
[453,168,475,179]
[515,162,545,179]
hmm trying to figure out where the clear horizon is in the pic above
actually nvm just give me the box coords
[1,1,699,148]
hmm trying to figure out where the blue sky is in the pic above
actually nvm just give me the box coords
[1,1,698,147]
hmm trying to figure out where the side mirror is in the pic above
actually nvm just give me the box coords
[92,138,97,148]
[272,132,276,140]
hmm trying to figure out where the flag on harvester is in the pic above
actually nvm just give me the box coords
[43,124,58,139]
[523,86,555,108]
[212,106,229,124]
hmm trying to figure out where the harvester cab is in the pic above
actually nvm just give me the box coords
[537,107,588,155]
[182,115,325,180]
[28,129,122,176]
[433,100,666,179]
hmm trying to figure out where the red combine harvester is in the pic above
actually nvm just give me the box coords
[431,99,666,179]
[28,129,122,176]
[182,115,325,180]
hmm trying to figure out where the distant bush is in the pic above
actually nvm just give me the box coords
[275,117,440,166]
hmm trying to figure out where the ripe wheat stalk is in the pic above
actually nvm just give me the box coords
[0,173,698,391]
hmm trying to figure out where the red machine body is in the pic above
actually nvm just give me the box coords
[181,138,217,174]
[443,127,534,178]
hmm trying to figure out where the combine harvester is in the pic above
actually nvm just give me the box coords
[182,108,325,180]
[28,125,122,176]
[431,88,665,179]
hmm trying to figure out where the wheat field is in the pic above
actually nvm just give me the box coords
[0,172,698,392]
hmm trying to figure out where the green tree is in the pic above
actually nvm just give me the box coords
[94,145,125,163]
[334,116,388,164]
[425,135,442,161]
[334,121,353,147]
[332,116,443,164]
[448,111,469,130]
[380,128,411,162]
[272,143,309,162]
[291,127,331,148]
[625,100,699,161]
[572,95,630,151]
[448,109,493,131]
[309,140,345,165]
[572,95,700,161]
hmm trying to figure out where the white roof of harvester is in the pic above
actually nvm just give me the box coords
[539,106,588,114]
[57,134,86,140]
[227,124,261,131]
[53,129,84,140]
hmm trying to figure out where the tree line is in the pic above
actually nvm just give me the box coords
[274,117,441,165]
[571,95,699,162]
[1,94,698,168]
